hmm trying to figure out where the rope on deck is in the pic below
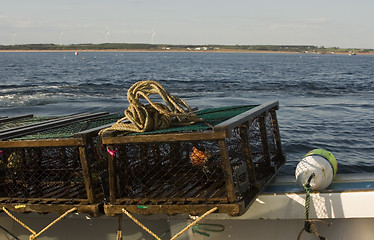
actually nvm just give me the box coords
[121,208,161,240]
[170,207,218,240]
[2,206,77,240]
[121,207,218,240]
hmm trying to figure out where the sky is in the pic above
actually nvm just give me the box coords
[1,0,374,49]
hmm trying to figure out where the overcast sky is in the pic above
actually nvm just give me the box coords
[1,0,373,48]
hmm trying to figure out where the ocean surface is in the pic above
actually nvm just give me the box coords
[1,51,373,175]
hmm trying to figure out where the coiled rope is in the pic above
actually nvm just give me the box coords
[2,206,76,240]
[100,81,202,134]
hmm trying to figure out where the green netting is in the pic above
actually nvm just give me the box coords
[14,114,122,140]
[0,116,60,130]
[130,105,257,135]
[6,106,257,140]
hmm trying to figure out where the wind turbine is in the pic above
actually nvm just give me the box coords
[151,30,156,44]
[12,32,15,46]
[105,27,110,43]
[59,32,63,46]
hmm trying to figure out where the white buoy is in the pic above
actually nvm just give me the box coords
[295,149,337,191]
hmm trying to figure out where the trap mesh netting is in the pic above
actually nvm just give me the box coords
[104,104,284,216]
[0,114,120,206]
[0,102,284,216]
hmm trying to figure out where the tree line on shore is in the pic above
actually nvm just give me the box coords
[0,43,372,54]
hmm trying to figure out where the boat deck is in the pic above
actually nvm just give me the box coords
[1,173,374,240]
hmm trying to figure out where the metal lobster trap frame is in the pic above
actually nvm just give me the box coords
[102,101,285,216]
[0,112,120,216]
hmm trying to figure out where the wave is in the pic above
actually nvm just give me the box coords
[1,78,372,109]
[2,52,374,175]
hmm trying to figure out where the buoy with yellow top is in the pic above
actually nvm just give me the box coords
[295,148,338,191]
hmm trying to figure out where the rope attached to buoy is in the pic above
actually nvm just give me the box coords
[297,174,331,240]
[2,206,77,240]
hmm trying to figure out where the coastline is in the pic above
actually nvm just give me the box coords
[1,49,373,55]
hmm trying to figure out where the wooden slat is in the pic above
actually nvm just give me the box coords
[0,202,102,217]
[52,184,85,199]
[258,112,271,166]
[154,173,196,199]
[198,181,226,199]
[40,182,72,198]
[104,202,244,216]
[181,181,207,199]
[0,197,87,203]
[239,121,258,187]
[102,130,227,144]
[166,170,204,198]
[169,181,201,199]
[218,139,236,202]
[79,146,95,203]
[270,109,285,163]
[143,182,172,199]
[209,182,229,198]
[108,153,117,203]
[66,185,87,199]
[0,138,84,147]
[115,194,228,205]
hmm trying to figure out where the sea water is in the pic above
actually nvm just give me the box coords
[1,51,373,175]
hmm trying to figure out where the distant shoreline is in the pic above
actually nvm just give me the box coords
[1,49,373,55]
[1,43,373,55]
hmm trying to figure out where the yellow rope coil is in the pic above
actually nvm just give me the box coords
[2,206,77,240]
[101,80,202,134]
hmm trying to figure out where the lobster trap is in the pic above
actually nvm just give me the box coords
[0,112,120,216]
[102,101,285,216]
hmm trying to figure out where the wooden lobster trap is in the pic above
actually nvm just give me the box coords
[102,101,285,216]
[0,112,120,216]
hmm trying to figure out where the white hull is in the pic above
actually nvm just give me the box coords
[2,173,374,240]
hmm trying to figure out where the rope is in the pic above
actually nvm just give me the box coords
[297,174,330,240]
[100,81,202,134]
[191,223,225,237]
[304,176,313,222]
[121,208,161,240]
[121,207,217,240]
[170,207,217,240]
[2,206,77,240]
[116,215,123,240]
